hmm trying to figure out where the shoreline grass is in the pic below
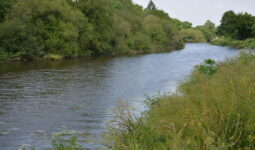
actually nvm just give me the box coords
[105,52,255,150]
[211,37,255,49]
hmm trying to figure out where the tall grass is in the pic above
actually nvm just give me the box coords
[105,53,255,150]
[211,37,255,49]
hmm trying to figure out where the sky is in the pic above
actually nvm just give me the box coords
[132,0,255,26]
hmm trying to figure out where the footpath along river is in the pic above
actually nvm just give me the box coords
[0,43,238,149]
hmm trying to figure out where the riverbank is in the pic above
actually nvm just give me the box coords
[211,37,255,49]
[0,43,184,62]
[106,52,255,150]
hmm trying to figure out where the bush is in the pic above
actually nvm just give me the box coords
[51,136,87,150]
[197,59,218,76]
[180,29,206,43]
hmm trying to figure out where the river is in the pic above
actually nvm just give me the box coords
[0,43,238,149]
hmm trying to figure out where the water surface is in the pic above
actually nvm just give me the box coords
[0,43,238,149]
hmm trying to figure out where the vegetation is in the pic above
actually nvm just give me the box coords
[180,28,206,43]
[0,0,188,60]
[106,53,255,150]
[0,0,15,23]
[211,10,255,49]
[177,20,216,43]
[196,20,217,42]
[196,59,218,76]
[103,10,255,150]
[211,37,255,49]
[51,136,86,150]
[217,11,255,40]
[146,0,157,10]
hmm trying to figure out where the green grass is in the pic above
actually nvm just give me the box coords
[44,54,63,60]
[211,37,255,49]
[105,53,255,150]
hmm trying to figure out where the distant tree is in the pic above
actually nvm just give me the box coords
[171,18,192,30]
[217,10,255,40]
[196,20,216,42]
[146,0,156,10]
[180,29,206,43]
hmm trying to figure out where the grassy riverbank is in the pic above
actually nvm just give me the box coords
[106,52,255,150]
[211,37,255,49]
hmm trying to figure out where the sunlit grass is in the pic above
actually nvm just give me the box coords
[44,54,63,60]
[105,53,255,150]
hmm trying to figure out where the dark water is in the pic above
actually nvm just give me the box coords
[0,44,238,150]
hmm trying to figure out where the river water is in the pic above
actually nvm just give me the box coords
[0,43,238,149]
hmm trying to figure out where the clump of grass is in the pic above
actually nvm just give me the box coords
[0,49,9,60]
[44,54,63,60]
[51,136,87,150]
[106,54,255,150]
[197,59,218,76]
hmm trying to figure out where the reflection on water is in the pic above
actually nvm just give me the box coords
[0,44,238,149]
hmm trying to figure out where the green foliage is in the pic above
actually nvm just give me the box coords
[106,54,255,150]
[51,136,87,150]
[0,0,92,59]
[76,0,115,55]
[217,11,255,40]
[171,19,192,30]
[0,0,15,23]
[0,48,8,60]
[44,54,63,60]
[180,29,206,43]
[146,0,157,10]
[211,37,255,49]
[0,0,185,60]
[197,59,218,76]
[196,20,216,42]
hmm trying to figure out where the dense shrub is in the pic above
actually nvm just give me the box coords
[180,29,206,43]
[0,0,92,59]
[197,59,218,76]
[0,0,185,60]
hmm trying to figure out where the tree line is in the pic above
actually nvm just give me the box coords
[217,10,255,40]
[179,10,255,44]
[0,0,253,61]
[0,0,190,60]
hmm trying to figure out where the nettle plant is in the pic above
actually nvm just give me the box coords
[197,58,218,76]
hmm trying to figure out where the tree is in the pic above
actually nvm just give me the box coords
[0,0,185,59]
[217,11,237,38]
[180,29,206,43]
[196,20,216,42]
[217,11,255,40]
[146,0,156,10]
[0,0,92,59]
[77,0,115,55]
